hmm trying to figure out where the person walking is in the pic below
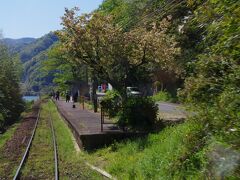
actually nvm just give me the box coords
[55,91,60,101]
[73,92,78,102]
[66,91,70,102]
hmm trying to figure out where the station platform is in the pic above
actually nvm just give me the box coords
[54,100,145,150]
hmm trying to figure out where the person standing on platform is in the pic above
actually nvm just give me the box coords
[55,91,60,101]
[66,91,70,102]
[73,92,78,102]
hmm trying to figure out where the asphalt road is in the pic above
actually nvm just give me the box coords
[96,92,187,120]
[156,102,187,120]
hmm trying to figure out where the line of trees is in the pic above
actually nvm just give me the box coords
[0,42,24,132]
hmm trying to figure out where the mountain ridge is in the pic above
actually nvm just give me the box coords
[1,37,36,55]
[2,32,58,95]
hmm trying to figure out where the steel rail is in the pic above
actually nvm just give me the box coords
[49,107,59,180]
[13,108,41,180]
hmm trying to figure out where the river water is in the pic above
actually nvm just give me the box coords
[22,96,39,101]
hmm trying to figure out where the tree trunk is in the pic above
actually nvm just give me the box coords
[92,74,98,113]
[85,65,88,84]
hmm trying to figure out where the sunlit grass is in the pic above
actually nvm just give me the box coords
[0,123,19,149]
[0,123,19,177]
[48,100,104,179]
[86,121,202,179]
[21,103,54,178]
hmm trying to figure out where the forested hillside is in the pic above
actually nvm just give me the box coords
[18,32,58,63]
[20,33,58,95]
[2,33,58,95]
[1,37,36,54]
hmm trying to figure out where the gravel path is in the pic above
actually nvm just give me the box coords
[0,102,40,179]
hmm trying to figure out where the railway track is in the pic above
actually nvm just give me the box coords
[13,106,59,180]
[49,109,59,180]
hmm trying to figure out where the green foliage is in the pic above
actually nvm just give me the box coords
[99,0,149,30]
[182,0,239,102]
[100,90,121,118]
[41,43,87,93]
[0,44,24,131]
[177,0,240,178]
[118,97,158,130]
[180,0,240,132]
[152,91,172,102]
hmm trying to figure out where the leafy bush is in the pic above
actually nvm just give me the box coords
[118,97,158,130]
[100,90,121,117]
[152,91,172,102]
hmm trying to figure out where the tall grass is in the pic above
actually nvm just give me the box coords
[86,121,203,179]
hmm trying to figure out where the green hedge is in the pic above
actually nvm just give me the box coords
[118,97,158,130]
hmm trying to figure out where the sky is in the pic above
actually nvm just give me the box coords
[0,0,103,39]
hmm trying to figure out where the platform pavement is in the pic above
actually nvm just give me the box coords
[54,99,119,135]
[54,99,147,150]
